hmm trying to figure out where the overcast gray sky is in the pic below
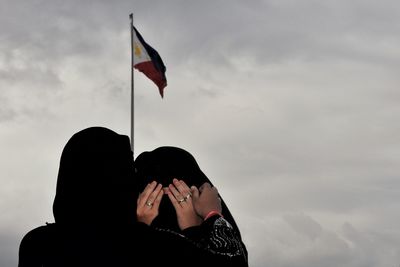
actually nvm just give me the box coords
[1,0,400,266]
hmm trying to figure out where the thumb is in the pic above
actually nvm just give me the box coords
[191,186,199,200]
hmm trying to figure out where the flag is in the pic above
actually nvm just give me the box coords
[133,27,167,98]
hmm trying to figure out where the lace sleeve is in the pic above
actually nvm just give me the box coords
[198,216,247,260]
[156,216,248,266]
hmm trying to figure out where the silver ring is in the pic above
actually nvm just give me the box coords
[145,201,153,207]
[184,193,192,200]
[177,198,186,204]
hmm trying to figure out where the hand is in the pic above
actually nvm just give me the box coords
[166,178,203,230]
[191,183,222,219]
[137,181,163,225]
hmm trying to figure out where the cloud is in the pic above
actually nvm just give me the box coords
[1,0,400,266]
[241,213,400,267]
[0,232,20,267]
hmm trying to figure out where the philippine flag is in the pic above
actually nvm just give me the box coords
[133,27,167,98]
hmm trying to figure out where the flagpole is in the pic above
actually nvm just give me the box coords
[129,13,135,158]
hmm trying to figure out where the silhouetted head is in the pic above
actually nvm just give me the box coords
[134,146,241,235]
[52,127,136,230]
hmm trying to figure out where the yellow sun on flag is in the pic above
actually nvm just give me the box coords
[134,44,142,57]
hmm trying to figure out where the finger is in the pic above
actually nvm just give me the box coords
[169,184,186,204]
[147,184,163,207]
[199,182,211,193]
[172,178,189,193]
[167,189,181,210]
[138,181,157,207]
[137,192,147,206]
[199,183,205,192]
[163,187,169,194]
[174,179,192,201]
[210,187,219,197]
[180,180,192,197]
[151,187,164,211]
[191,186,199,200]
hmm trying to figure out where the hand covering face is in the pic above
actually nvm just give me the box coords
[134,146,242,236]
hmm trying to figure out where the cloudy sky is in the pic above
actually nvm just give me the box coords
[1,0,400,266]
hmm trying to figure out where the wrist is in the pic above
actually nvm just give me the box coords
[203,210,223,221]
[137,215,153,226]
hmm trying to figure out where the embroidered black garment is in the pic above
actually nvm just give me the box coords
[135,146,249,266]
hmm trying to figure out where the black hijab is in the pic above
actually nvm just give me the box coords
[134,146,243,237]
[19,127,140,267]
[53,126,137,231]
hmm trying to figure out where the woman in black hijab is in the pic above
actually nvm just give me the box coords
[134,146,249,266]
[18,127,138,267]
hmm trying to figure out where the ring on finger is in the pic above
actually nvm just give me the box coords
[184,193,192,200]
[145,201,153,207]
[177,198,186,204]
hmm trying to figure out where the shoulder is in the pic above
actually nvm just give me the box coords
[20,225,51,246]
[19,224,56,267]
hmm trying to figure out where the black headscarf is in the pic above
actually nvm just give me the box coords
[19,127,140,267]
[134,146,243,237]
[53,127,137,230]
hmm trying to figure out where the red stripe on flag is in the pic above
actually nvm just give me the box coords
[134,61,167,98]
